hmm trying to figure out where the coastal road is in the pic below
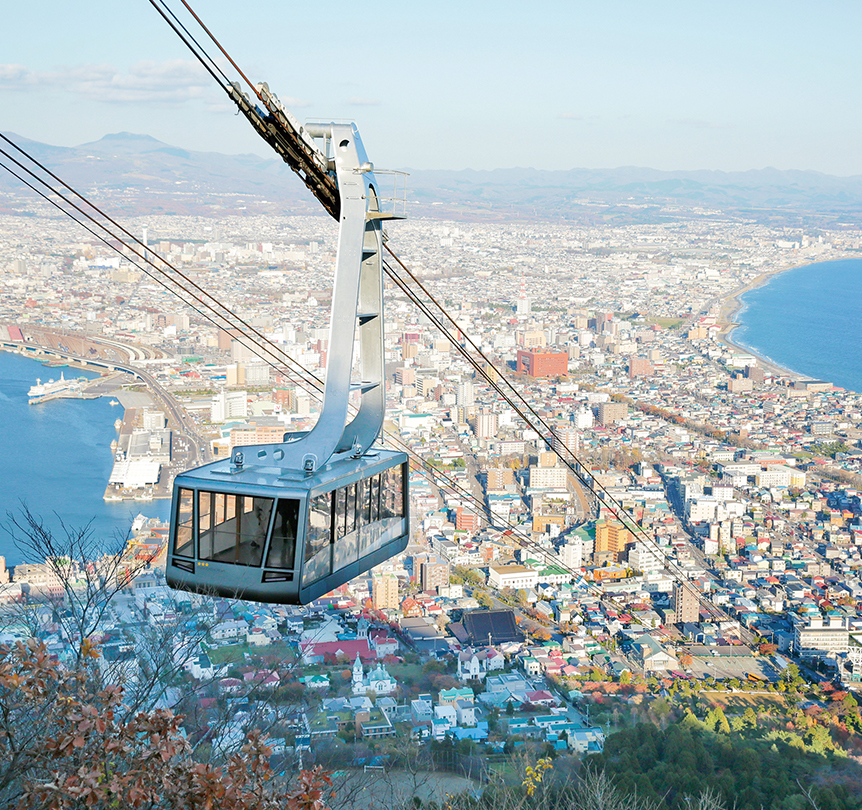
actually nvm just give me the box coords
[12,332,209,470]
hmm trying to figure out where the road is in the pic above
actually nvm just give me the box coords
[8,330,210,475]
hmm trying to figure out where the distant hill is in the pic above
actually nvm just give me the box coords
[3,132,862,225]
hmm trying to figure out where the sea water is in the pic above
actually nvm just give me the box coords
[733,257,862,394]
[0,351,170,566]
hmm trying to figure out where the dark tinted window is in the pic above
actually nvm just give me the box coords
[306,492,332,565]
[173,488,194,557]
[198,492,271,566]
[381,465,404,519]
[266,499,299,569]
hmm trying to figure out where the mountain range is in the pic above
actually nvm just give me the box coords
[2,131,862,226]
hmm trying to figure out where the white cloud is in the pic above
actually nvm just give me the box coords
[0,63,38,88]
[0,60,215,104]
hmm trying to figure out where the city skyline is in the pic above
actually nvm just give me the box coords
[2,1,861,175]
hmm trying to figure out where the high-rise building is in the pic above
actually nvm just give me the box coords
[597,401,627,425]
[673,581,700,624]
[516,276,531,316]
[486,467,514,491]
[628,356,654,379]
[421,559,450,591]
[456,380,475,407]
[551,427,580,460]
[471,410,498,439]
[516,349,567,378]
[372,573,399,610]
[593,519,632,563]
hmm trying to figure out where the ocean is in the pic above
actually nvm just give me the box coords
[0,351,170,567]
[733,257,862,394]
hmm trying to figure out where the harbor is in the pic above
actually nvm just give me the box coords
[28,371,116,405]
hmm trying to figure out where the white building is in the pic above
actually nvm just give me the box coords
[211,390,248,422]
[488,564,538,590]
[793,616,849,660]
[529,466,568,490]
[558,540,583,570]
[352,654,398,696]
[627,542,664,574]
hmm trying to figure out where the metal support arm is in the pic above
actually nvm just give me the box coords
[226,123,388,476]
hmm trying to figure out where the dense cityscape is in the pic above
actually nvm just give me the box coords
[2,201,862,807]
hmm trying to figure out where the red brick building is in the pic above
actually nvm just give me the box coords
[516,349,567,378]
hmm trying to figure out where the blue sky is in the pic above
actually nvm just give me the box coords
[2,1,861,174]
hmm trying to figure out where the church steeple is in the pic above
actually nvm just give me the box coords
[352,653,364,687]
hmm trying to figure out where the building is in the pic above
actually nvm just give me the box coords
[594,519,631,564]
[141,409,167,430]
[229,421,286,451]
[673,581,700,624]
[456,380,475,407]
[486,467,515,491]
[596,401,627,425]
[455,507,481,532]
[632,634,678,672]
[487,564,538,591]
[558,540,583,569]
[794,616,849,660]
[529,462,568,490]
[471,410,499,439]
[551,427,580,460]
[450,609,524,646]
[627,541,664,574]
[516,349,567,379]
[211,390,248,422]
[352,655,398,696]
[421,559,450,591]
[628,356,654,379]
[372,573,399,610]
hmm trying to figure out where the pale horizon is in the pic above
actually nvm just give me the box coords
[2,1,861,175]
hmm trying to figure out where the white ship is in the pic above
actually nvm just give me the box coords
[28,373,84,405]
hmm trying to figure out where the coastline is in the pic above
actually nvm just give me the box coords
[714,256,838,380]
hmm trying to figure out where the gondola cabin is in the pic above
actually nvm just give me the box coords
[166,119,410,605]
[166,449,408,604]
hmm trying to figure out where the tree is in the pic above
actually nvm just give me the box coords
[476,591,494,609]
[0,639,333,810]
[1,508,218,718]
[3,507,150,666]
[2,509,314,755]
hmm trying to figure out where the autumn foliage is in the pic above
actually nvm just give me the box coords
[0,639,332,810]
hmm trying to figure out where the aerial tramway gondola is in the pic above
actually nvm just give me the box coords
[166,88,409,603]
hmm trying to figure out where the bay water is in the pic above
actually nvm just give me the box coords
[733,257,862,394]
[0,351,170,566]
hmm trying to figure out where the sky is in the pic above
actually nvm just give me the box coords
[2,1,861,175]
